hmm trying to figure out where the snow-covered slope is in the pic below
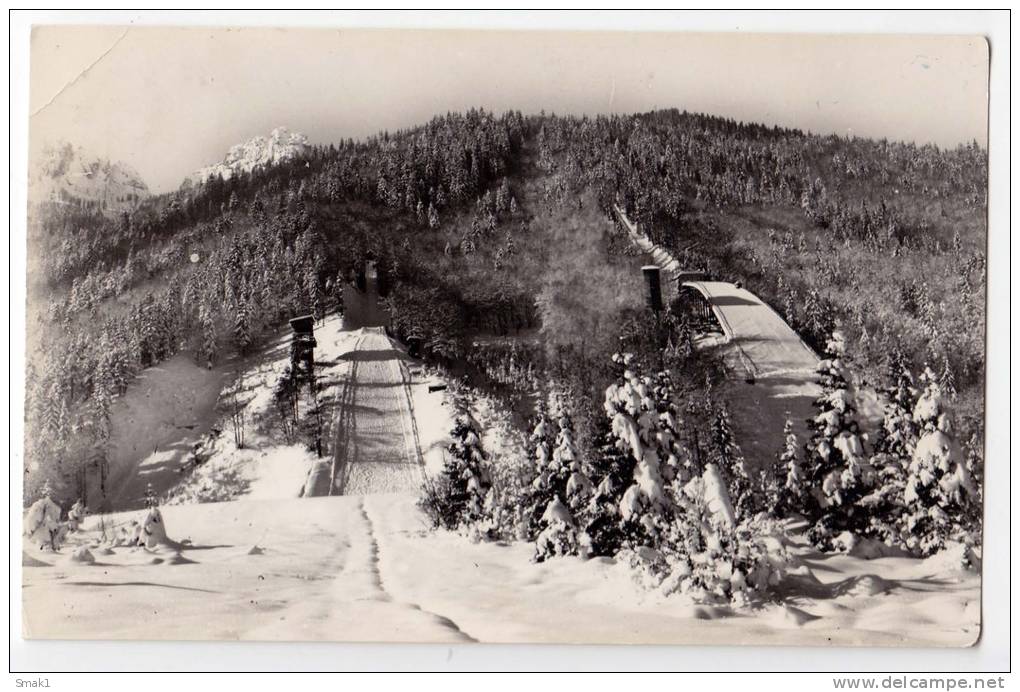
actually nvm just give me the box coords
[22,495,980,645]
[185,127,311,187]
[28,141,150,213]
[20,281,981,647]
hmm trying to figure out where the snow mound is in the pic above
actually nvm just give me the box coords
[162,552,197,566]
[779,604,821,627]
[690,605,732,621]
[22,552,50,567]
[831,532,904,559]
[66,547,96,565]
[922,542,981,574]
[832,574,893,598]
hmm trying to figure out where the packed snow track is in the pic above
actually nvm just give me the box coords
[306,327,424,497]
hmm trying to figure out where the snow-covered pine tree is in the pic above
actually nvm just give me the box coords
[583,415,637,556]
[332,270,346,315]
[495,178,511,215]
[305,266,323,322]
[709,403,759,519]
[676,316,695,361]
[233,299,252,356]
[758,425,784,517]
[144,482,158,509]
[522,403,556,540]
[67,499,86,531]
[24,480,63,551]
[534,407,593,561]
[774,419,805,518]
[803,331,874,550]
[873,349,917,459]
[862,349,917,543]
[427,201,440,230]
[422,414,492,530]
[604,354,687,550]
[561,413,594,519]
[199,303,218,369]
[939,355,958,400]
[900,366,977,556]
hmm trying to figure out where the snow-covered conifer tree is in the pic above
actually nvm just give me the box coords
[24,480,63,551]
[422,414,492,530]
[863,349,917,543]
[427,202,440,230]
[583,416,636,556]
[233,300,252,356]
[776,420,805,517]
[534,407,593,561]
[603,354,688,549]
[67,499,86,532]
[710,404,758,519]
[901,366,976,555]
[561,417,594,519]
[803,331,874,550]
[522,403,555,539]
[199,303,218,369]
[939,355,958,400]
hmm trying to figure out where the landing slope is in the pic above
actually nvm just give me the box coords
[684,280,819,378]
[22,494,979,646]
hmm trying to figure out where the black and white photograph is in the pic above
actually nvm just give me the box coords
[10,11,1008,671]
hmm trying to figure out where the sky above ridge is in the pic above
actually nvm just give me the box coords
[28,26,989,193]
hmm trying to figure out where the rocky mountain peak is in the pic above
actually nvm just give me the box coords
[184,127,311,187]
[28,141,150,213]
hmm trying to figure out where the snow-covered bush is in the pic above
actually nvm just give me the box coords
[67,499,86,532]
[478,462,530,542]
[619,464,787,604]
[535,496,580,560]
[420,413,491,531]
[140,506,170,549]
[587,353,784,603]
[900,366,977,556]
[24,482,64,551]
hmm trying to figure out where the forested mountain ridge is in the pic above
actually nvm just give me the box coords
[24,108,986,509]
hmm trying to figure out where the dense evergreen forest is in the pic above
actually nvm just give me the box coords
[25,107,987,548]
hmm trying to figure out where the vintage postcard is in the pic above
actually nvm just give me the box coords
[21,24,988,647]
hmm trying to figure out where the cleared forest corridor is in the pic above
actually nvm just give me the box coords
[304,264,425,497]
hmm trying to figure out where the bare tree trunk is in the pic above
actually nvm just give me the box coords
[230,371,246,449]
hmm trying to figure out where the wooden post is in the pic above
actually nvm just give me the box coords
[289,315,321,456]
[642,265,663,313]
